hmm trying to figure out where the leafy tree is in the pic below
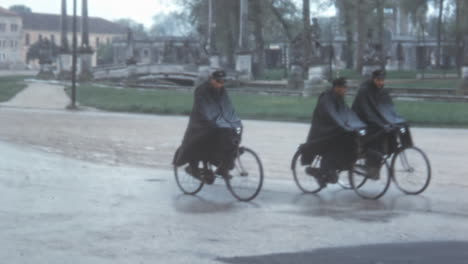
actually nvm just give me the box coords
[97,44,114,65]
[150,12,193,37]
[9,5,32,13]
[113,18,148,39]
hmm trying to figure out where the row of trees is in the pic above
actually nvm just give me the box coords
[156,0,468,77]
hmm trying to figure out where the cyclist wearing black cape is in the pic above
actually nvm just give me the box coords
[173,70,242,184]
[303,77,366,186]
[352,69,409,177]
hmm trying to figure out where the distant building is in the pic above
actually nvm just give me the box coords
[0,7,23,69]
[0,6,126,69]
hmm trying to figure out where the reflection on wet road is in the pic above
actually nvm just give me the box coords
[1,141,468,264]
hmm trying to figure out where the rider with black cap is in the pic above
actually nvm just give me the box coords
[304,77,366,186]
[352,69,407,178]
[173,69,242,184]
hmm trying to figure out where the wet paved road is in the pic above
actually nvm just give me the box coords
[1,139,468,263]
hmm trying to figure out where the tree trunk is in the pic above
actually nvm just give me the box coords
[377,0,386,70]
[342,1,354,69]
[355,0,366,73]
[250,0,265,79]
[269,0,293,41]
[436,0,444,68]
[455,0,463,77]
[303,0,311,73]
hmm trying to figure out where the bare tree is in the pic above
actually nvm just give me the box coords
[355,0,367,72]
[268,0,294,41]
[250,0,265,78]
[377,0,386,70]
[303,0,311,73]
[436,0,444,68]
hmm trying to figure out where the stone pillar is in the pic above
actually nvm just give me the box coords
[362,65,381,78]
[209,55,220,68]
[303,65,327,97]
[78,0,94,81]
[56,0,72,80]
[235,0,252,80]
[458,36,468,95]
[60,0,69,52]
[460,65,468,95]
[287,64,304,90]
[81,0,90,50]
[235,52,252,81]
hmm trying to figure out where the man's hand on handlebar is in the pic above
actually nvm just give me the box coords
[383,124,394,133]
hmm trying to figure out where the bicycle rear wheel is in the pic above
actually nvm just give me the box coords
[337,168,366,190]
[291,149,324,194]
[226,147,264,202]
[173,150,204,195]
[350,159,391,200]
[391,146,431,195]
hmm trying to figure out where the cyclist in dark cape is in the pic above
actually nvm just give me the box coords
[303,77,366,185]
[173,70,242,184]
[352,69,409,177]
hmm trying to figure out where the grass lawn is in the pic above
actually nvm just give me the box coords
[0,76,28,102]
[386,79,461,90]
[72,84,468,127]
[332,69,459,81]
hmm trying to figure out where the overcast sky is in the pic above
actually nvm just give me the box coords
[1,0,336,29]
[0,0,180,28]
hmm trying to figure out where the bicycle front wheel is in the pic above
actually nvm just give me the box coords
[174,165,204,195]
[291,149,324,194]
[350,159,391,200]
[391,146,431,195]
[173,150,204,195]
[226,147,264,202]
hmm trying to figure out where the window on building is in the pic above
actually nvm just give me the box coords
[14,40,18,48]
[25,34,30,45]
[11,24,18,32]
[51,35,55,44]
[0,24,6,32]
[96,37,100,47]
[10,40,14,48]
[106,37,110,45]
[39,34,43,41]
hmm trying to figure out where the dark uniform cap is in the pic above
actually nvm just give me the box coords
[372,69,386,79]
[211,70,227,81]
[332,77,347,87]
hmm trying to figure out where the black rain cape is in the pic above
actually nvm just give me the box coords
[302,89,366,161]
[352,79,406,128]
[173,81,242,166]
[307,89,366,143]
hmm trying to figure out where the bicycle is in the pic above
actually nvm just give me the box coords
[349,124,431,198]
[291,130,392,200]
[173,136,264,202]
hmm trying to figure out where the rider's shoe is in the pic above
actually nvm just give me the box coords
[325,171,338,184]
[215,167,233,181]
[185,165,215,184]
[305,167,320,177]
[201,169,215,185]
[365,166,380,180]
[305,167,327,187]
[185,165,202,181]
